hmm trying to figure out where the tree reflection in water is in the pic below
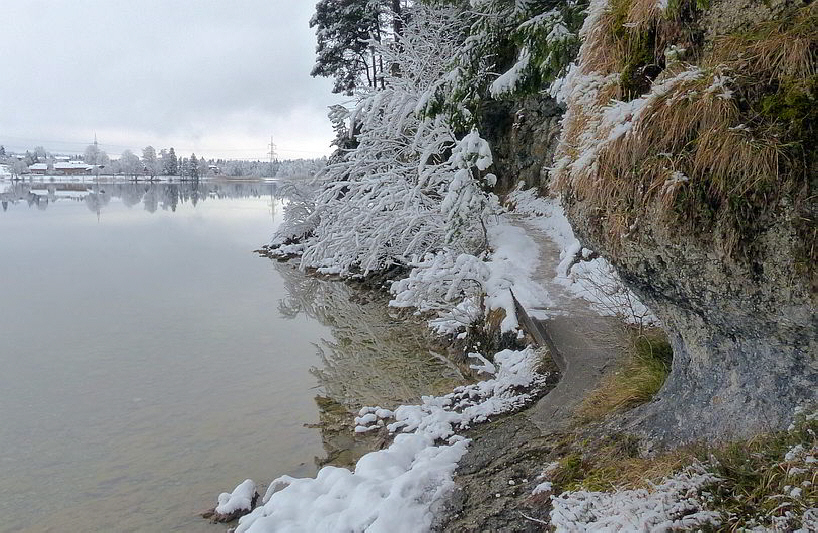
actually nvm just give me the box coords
[272,260,468,467]
[274,260,466,410]
[0,179,278,214]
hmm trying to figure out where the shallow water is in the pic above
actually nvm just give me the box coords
[0,179,333,532]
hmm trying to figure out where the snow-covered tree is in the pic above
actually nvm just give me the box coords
[84,142,109,167]
[311,0,384,94]
[188,153,199,180]
[310,0,406,94]
[118,150,142,177]
[162,147,178,176]
[142,146,160,179]
[197,156,211,178]
[10,159,28,178]
[293,4,499,278]
[417,0,583,127]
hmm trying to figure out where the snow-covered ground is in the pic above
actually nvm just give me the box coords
[549,466,722,531]
[508,186,658,326]
[225,347,549,532]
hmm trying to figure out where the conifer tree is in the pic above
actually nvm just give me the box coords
[189,153,199,180]
[310,0,404,94]
[165,147,178,176]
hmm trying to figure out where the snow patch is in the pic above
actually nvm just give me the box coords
[235,347,548,533]
[550,466,722,531]
[215,479,258,516]
[508,187,658,325]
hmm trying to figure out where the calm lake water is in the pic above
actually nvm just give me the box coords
[0,178,334,532]
[0,177,462,532]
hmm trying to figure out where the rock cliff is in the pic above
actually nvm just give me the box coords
[493,0,817,444]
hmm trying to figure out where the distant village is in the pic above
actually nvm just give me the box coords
[0,142,326,180]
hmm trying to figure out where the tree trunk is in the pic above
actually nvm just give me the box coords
[392,0,403,37]
[371,50,378,89]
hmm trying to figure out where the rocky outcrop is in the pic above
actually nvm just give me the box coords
[566,200,816,445]
[479,95,563,193]
[550,0,817,444]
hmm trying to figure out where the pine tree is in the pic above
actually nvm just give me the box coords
[189,153,199,180]
[0,145,6,159]
[166,147,178,176]
[311,0,402,94]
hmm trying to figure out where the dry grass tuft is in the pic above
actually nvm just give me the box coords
[555,3,816,259]
[578,327,672,422]
[538,408,817,529]
[712,3,817,82]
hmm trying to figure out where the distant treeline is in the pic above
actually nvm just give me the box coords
[0,144,326,178]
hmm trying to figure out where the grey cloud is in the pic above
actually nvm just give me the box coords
[0,0,339,158]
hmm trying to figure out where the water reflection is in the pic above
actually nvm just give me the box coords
[273,260,466,409]
[0,179,278,215]
[0,184,323,532]
[271,260,468,469]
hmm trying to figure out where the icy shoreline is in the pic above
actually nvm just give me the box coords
[215,347,551,532]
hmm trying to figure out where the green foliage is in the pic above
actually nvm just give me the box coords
[618,32,657,99]
[760,75,818,146]
[416,0,587,129]
[700,410,818,530]
[607,0,662,100]
[552,453,587,489]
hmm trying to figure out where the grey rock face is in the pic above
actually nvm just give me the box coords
[565,199,817,445]
[479,95,563,193]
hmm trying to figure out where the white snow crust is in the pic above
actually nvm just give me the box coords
[215,479,257,515]
[549,466,722,531]
[233,347,547,533]
[508,187,658,325]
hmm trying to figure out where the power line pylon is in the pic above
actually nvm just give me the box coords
[268,136,277,165]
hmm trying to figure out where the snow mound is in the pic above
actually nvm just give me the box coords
[215,479,258,515]
[236,434,467,533]
[549,466,722,532]
[355,347,548,438]
[235,347,548,533]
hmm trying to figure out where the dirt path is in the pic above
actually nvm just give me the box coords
[510,217,626,433]
[441,219,627,531]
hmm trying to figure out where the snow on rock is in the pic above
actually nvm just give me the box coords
[549,466,722,532]
[236,347,548,533]
[236,434,467,533]
[216,479,258,515]
[203,479,260,523]
[356,347,548,437]
[468,352,497,375]
[265,243,306,259]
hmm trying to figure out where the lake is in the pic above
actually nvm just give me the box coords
[0,177,461,532]
[0,178,335,531]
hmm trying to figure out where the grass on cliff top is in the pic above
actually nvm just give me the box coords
[540,409,817,530]
[577,327,673,422]
[557,1,816,265]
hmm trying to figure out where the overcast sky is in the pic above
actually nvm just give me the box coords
[0,1,342,160]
